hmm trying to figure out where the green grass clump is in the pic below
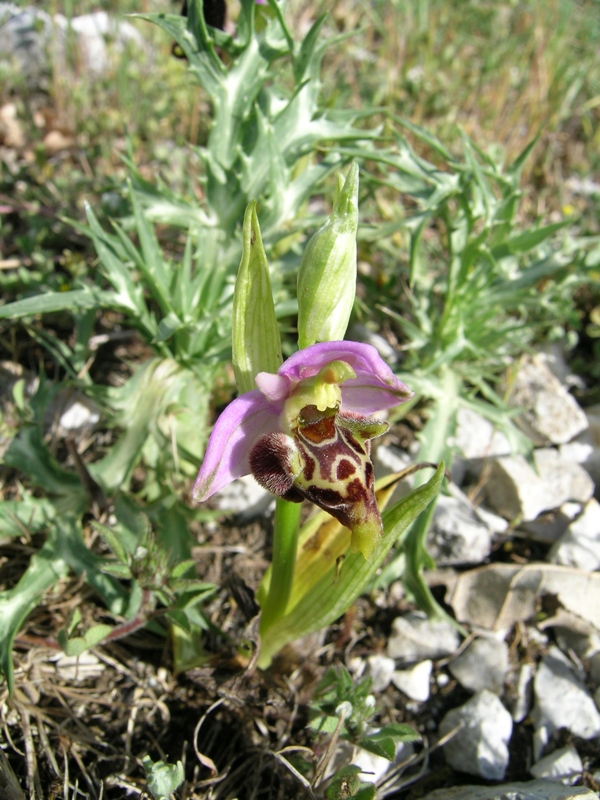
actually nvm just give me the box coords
[0,9,599,797]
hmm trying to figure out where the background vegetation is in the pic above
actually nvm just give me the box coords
[1,0,599,797]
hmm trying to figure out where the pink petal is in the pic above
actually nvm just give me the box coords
[192,390,281,501]
[279,341,412,413]
[255,371,290,403]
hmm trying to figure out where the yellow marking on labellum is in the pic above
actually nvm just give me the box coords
[283,360,356,427]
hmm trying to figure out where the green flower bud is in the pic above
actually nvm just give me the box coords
[232,202,282,393]
[297,162,359,349]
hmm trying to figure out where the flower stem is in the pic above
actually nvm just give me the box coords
[259,498,302,636]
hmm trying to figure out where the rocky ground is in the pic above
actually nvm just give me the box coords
[191,343,600,800]
[1,4,600,798]
[2,343,600,799]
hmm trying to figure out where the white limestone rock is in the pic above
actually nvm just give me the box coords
[374,444,414,506]
[530,746,583,785]
[213,474,274,521]
[387,612,461,664]
[0,4,61,84]
[426,486,495,566]
[534,448,595,506]
[533,647,600,756]
[365,654,396,693]
[44,389,102,437]
[511,662,534,723]
[536,344,582,389]
[375,444,412,476]
[507,355,588,446]
[560,435,596,467]
[451,406,512,485]
[590,653,600,686]
[449,637,509,695]
[438,690,513,780]
[485,449,594,522]
[584,403,600,442]
[0,5,146,88]
[560,409,600,491]
[471,504,510,535]
[453,406,511,461]
[69,11,146,77]
[421,779,598,800]
[554,627,600,662]
[485,455,549,521]
[391,660,432,702]
[519,502,582,544]
[549,498,600,571]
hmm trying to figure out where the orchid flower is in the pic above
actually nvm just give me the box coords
[193,340,412,558]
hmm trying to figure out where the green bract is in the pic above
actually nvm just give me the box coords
[297,163,360,348]
[232,202,283,393]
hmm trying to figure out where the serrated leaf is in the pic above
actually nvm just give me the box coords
[93,522,130,564]
[358,724,421,761]
[377,722,422,742]
[0,288,112,320]
[124,182,176,320]
[170,560,197,579]
[490,220,570,259]
[171,580,216,597]
[84,204,149,318]
[153,312,184,343]
[58,624,113,657]
[99,563,133,579]
[357,734,395,761]
[170,622,211,673]
[54,517,128,616]
[308,715,339,734]
[3,428,86,502]
[0,496,57,537]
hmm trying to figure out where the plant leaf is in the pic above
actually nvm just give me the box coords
[0,288,112,319]
[0,535,69,693]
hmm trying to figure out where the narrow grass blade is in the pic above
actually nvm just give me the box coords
[0,289,110,319]
[0,538,69,693]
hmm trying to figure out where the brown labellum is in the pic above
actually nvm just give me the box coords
[249,404,388,558]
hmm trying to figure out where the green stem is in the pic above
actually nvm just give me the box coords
[259,498,302,636]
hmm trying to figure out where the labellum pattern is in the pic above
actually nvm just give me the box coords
[250,404,389,558]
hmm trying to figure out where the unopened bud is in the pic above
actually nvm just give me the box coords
[297,162,359,348]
